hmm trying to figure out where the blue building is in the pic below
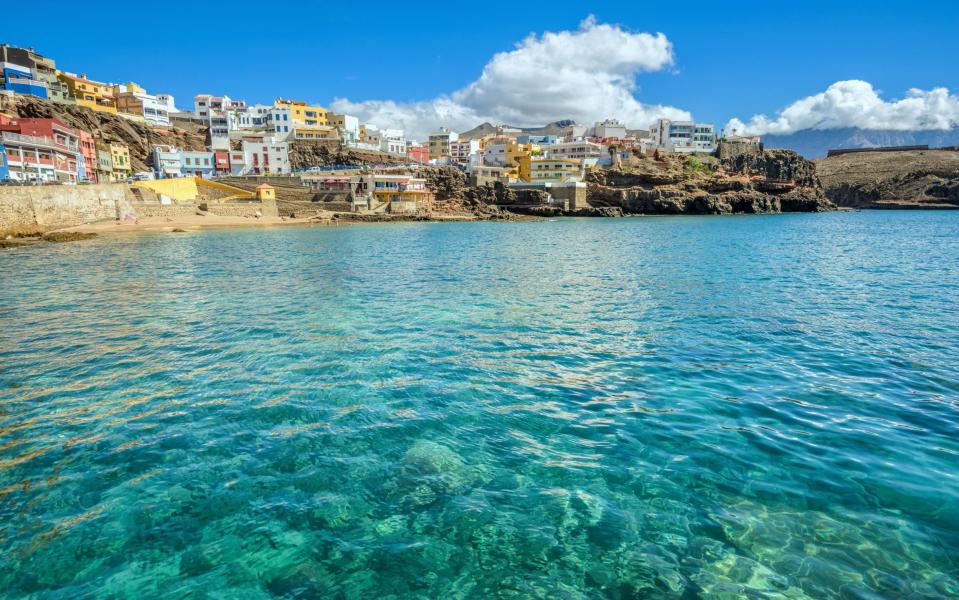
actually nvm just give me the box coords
[0,63,48,99]
[517,134,558,145]
[0,143,8,181]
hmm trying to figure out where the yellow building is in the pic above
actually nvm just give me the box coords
[109,143,132,180]
[274,99,328,126]
[505,142,534,168]
[113,81,146,96]
[518,156,582,183]
[57,72,117,113]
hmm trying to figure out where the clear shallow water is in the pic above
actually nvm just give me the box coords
[1,212,958,599]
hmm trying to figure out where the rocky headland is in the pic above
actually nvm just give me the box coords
[585,145,833,215]
[815,149,959,209]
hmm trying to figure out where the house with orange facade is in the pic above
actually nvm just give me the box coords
[78,130,97,182]
[56,72,117,113]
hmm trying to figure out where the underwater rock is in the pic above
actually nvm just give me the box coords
[401,440,466,475]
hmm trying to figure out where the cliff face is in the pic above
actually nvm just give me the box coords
[815,150,959,209]
[3,95,207,173]
[287,140,406,170]
[586,148,833,215]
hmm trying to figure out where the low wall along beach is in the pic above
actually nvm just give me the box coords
[0,180,278,235]
[0,184,135,235]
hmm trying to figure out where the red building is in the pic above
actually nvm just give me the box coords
[214,151,230,175]
[0,117,82,182]
[407,145,428,164]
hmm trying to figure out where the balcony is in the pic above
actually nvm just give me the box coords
[1,131,58,151]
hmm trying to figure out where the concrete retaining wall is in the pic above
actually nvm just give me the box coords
[130,203,199,218]
[0,184,135,234]
[199,199,278,218]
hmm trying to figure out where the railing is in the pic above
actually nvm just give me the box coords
[0,132,56,149]
[5,75,48,87]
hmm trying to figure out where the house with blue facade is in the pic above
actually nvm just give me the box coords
[0,61,48,99]
[0,143,9,181]
[178,150,216,178]
[516,134,559,145]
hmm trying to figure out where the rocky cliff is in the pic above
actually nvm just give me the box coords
[288,140,407,170]
[815,149,959,209]
[586,147,833,215]
[2,95,207,173]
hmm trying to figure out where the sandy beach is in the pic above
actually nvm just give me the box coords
[58,213,329,235]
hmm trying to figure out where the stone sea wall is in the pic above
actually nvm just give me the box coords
[130,203,199,219]
[199,199,279,218]
[0,184,135,234]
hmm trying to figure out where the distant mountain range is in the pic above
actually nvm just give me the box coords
[763,128,959,159]
[459,120,577,140]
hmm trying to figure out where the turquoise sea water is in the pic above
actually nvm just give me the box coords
[1,212,958,599]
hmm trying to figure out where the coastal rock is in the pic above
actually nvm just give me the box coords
[41,231,98,243]
[586,147,832,215]
[287,140,406,170]
[816,149,959,208]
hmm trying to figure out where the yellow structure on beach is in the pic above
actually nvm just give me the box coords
[133,177,256,203]
[255,184,275,201]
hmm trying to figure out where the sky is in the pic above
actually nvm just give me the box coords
[3,0,958,140]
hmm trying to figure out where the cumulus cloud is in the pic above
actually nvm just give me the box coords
[331,17,691,141]
[726,80,959,136]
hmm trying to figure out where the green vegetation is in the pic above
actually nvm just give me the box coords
[684,155,712,175]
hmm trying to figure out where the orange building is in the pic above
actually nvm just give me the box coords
[57,72,117,113]
[78,130,97,182]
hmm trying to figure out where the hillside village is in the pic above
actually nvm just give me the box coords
[0,44,748,183]
[1,42,835,233]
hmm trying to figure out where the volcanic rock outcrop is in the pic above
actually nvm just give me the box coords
[586,146,833,215]
[815,149,959,209]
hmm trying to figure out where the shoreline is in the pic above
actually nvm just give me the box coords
[3,206,950,248]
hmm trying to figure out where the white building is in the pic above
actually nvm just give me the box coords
[156,94,178,112]
[268,105,293,141]
[152,144,183,178]
[591,119,627,140]
[379,128,407,155]
[450,139,480,165]
[561,124,588,140]
[237,136,290,175]
[543,140,607,166]
[650,119,717,153]
[194,94,248,149]
[328,113,360,144]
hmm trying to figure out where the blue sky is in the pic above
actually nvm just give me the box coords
[3,0,957,137]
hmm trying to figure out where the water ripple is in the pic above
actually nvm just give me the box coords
[1,213,958,597]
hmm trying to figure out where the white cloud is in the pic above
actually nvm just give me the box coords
[726,80,959,136]
[331,17,691,141]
